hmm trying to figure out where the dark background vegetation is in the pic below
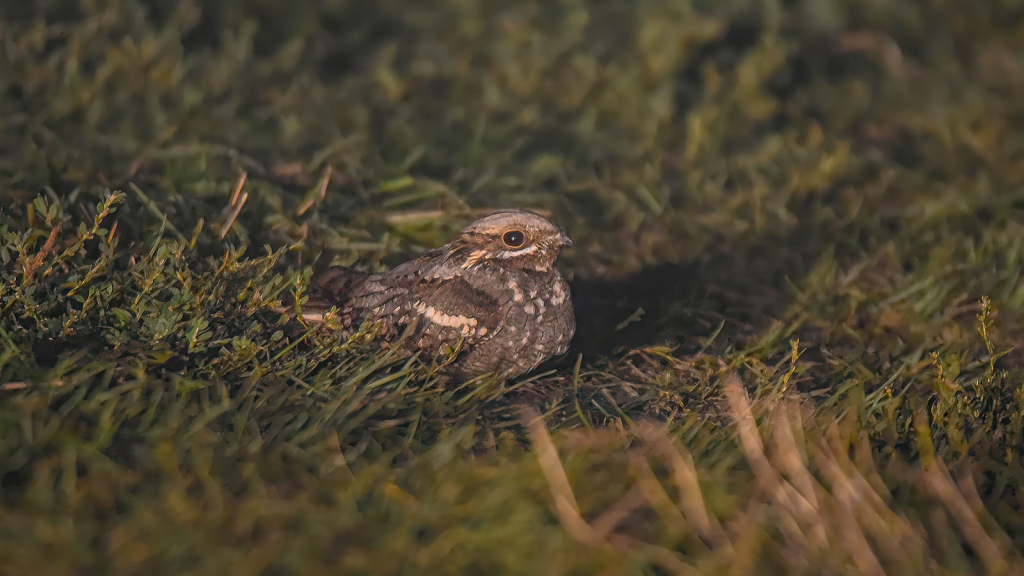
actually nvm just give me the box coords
[3,0,1024,573]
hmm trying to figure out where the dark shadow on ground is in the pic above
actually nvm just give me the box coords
[565,238,819,361]
[503,233,826,418]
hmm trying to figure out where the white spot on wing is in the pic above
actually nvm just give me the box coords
[549,282,567,305]
[510,280,524,303]
[413,301,479,330]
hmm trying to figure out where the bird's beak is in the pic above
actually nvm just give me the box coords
[559,232,573,247]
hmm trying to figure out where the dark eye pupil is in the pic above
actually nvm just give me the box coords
[502,230,525,247]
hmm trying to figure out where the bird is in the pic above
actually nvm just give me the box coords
[276,210,576,381]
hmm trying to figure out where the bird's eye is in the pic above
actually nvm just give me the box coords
[502,230,526,248]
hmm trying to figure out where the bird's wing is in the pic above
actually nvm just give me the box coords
[282,252,511,353]
[388,273,510,358]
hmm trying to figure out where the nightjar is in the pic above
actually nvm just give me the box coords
[278,210,575,381]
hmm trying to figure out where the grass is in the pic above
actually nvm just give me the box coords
[2,0,1024,573]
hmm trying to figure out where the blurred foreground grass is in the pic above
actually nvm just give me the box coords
[3,0,1024,573]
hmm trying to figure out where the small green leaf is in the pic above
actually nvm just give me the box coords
[378,176,414,192]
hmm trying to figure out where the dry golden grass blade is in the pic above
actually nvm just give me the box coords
[295,165,332,216]
[524,409,698,574]
[833,31,908,78]
[853,432,894,501]
[772,401,819,512]
[726,502,768,576]
[634,421,734,555]
[771,404,829,552]
[776,481,828,548]
[522,408,616,547]
[588,486,647,542]
[769,483,824,565]
[629,453,690,534]
[924,459,1010,575]
[230,172,248,205]
[724,374,815,556]
[723,373,832,569]
[523,406,580,516]
[722,372,777,491]
[822,429,930,571]
[220,191,248,239]
[814,438,887,576]
[606,534,699,576]
[322,431,355,481]
[23,223,61,282]
[955,469,1022,568]
[835,507,886,576]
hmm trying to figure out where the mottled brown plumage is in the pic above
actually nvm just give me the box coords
[279,210,575,381]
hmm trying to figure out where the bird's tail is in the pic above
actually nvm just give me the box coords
[270,294,337,324]
[271,266,369,325]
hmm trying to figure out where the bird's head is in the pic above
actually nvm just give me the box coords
[447,210,572,272]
